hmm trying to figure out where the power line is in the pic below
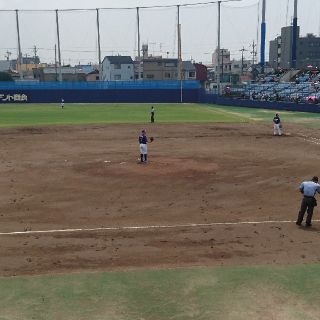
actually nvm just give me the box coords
[0,0,242,12]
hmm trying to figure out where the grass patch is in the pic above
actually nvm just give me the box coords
[0,103,319,128]
[1,265,320,320]
[209,104,320,127]
[0,103,247,128]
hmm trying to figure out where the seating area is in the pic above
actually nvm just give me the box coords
[228,69,320,104]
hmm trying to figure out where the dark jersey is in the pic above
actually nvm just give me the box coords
[273,116,281,124]
[139,135,147,144]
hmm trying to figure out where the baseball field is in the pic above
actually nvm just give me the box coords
[1,103,320,320]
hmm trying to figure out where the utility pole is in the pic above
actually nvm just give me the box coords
[5,50,12,61]
[250,40,257,66]
[33,45,38,62]
[239,47,248,75]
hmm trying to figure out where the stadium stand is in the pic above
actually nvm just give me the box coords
[228,69,320,104]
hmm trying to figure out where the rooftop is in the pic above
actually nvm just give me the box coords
[104,56,133,64]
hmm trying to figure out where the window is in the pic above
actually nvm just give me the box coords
[114,64,121,69]
[164,72,171,78]
[165,62,176,67]
[128,65,131,69]
[189,71,195,78]
[146,74,154,79]
[114,74,121,80]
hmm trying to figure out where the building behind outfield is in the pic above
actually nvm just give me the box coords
[270,25,320,69]
[101,56,134,81]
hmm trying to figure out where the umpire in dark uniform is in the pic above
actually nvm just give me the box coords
[296,176,320,227]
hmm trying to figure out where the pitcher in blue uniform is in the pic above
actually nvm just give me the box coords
[139,129,148,163]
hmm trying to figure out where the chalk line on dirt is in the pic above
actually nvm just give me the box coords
[0,220,319,236]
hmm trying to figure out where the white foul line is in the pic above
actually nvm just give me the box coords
[0,219,319,236]
[297,133,320,145]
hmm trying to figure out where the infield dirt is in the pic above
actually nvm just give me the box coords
[1,122,320,277]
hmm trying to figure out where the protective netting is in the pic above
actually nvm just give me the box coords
[139,7,177,59]
[0,1,320,67]
[58,10,97,65]
[0,11,17,62]
[180,4,217,64]
[297,0,320,37]
[18,11,56,64]
[99,9,136,59]
[220,1,259,62]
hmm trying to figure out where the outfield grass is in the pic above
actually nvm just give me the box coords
[1,265,320,320]
[0,103,320,128]
[0,103,248,127]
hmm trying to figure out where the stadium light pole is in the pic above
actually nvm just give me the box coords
[291,0,298,68]
[15,10,23,80]
[96,8,102,81]
[55,9,63,82]
[177,5,183,103]
[260,0,266,74]
[217,1,221,95]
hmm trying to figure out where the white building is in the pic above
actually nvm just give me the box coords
[102,56,134,81]
[0,60,11,72]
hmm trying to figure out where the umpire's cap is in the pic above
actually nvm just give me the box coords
[312,176,319,182]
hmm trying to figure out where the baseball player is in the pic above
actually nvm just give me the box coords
[138,129,153,163]
[61,98,65,109]
[273,113,282,136]
[296,176,320,227]
[150,106,155,123]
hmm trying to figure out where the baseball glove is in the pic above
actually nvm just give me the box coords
[150,137,154,142]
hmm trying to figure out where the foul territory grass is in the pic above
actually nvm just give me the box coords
[1,103,320,128]
[1,265,320,320]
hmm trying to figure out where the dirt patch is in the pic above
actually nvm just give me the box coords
[1,122,320,277]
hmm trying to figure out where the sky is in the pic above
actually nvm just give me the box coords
[0,0,319,65]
